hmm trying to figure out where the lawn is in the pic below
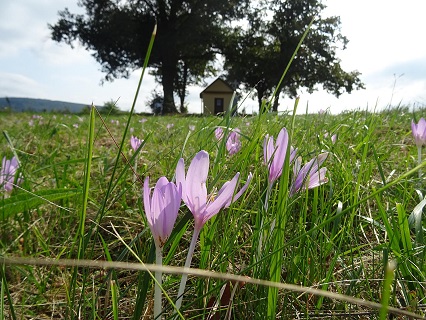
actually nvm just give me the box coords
[1,104,425,319]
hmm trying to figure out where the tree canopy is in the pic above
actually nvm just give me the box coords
[223,0,364,111]
[50,0,248,113]
[50,0,364,114]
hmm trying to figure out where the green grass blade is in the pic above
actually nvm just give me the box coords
[0,188,80,220]
[0,264,17,320]
[379,260,396,320]
[397,203,413,253]
[110,280,119,320]
[78,104,96,258]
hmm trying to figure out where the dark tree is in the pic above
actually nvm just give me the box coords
[50,0,248,113]
[223,0,364,112]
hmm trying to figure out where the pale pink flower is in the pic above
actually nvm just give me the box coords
[324,132,337,144]
[176,150,252,231]
[226,129,242,155]
[130,135,143,151]
[0,156,22,193]
[215,127,224,140]
[143,176,181,248]
[290,153,328,196]
[412,118,426,147]
[263,128,297,185]
[175,150,252,310]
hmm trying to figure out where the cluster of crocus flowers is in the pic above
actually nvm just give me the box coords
[142,150,252,316]
[0,156,22,194]
[263,127,328,194]
[215,127,242,155]
[411,118,426,178]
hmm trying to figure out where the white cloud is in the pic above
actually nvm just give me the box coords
[0,72,47,97]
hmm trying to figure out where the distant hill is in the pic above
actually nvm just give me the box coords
[0,97,94,113]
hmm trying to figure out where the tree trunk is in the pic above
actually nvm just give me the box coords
[162,62,178,114]
[179,63,188,113]
[161,52,177,114]
[257,87,267,114]
[272,85,282,112]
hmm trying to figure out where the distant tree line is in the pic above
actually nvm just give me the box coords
[50,0,364,114]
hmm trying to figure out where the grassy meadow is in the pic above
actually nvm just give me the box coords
[1,104,426,319]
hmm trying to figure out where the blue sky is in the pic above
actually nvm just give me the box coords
[0,0,425,114]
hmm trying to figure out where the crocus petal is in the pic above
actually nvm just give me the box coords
[151,187,165,246]
[202,173,240,224]
[176,158,186,200]
[263,135,273,165]
[308,168,328,189]
[224,172,253,208]
[155,176,169,191]
[143,177,152,221]
[293,156,302,178]
[144,176,181,248]
[290,153,329,195]
[156,183,180,247]
[270,128,288,183]
[185,151,209,213]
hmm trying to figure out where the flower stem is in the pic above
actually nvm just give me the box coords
[175,227,200,313]
[257,183,273,273]
[154,247,162,319]
[418,146,422,179]
[133,159,138,183]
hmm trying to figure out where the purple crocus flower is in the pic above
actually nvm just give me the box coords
[176,150,252,231]
[290,153,328,196]
[166,123,174,130]
[412,118,426,147]
[0,156,22,193]
[324,132,337,144]
[175,150,252,310]
[143,176,181,248]
[215,127,224,140]
[263,128,296,185]
[130,135,143,151]
[226,129,242,155]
